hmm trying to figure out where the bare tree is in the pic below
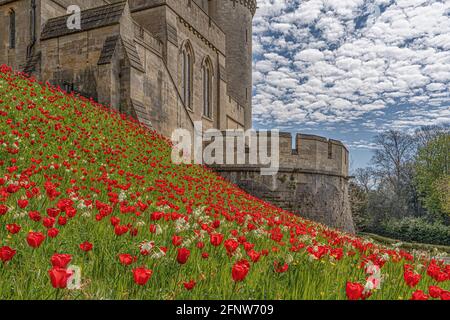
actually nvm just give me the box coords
[371,130,417,218]
[415,125,449,149]
[353,167,377,193]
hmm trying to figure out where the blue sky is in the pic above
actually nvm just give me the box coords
[251,0,450,171]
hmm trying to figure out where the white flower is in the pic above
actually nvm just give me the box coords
[118,191,127,201]
[136,220,146,227]
[81,211,92,218]
[175,218,190,233]
[140,241,155,254]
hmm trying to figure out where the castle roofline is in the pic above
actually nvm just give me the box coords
[41,1,126,40]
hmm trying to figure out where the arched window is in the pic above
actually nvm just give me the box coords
[202,58,213,118]
[181,42,194,109]
[9,9,15,49]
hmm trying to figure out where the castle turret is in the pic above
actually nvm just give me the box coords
[209,0,256,130]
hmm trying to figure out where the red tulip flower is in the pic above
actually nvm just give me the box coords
[0,246,16,262]
[51,254,72,268]
[411,290,429,301]
[441,290,450,300]
[119,254,135,266]
[79,241,93,252]
[404,270,421,287]
[210,233,224,247]
[346,282,364,300]
[114,225,129,236]
[132,267,153,285]
[247,250,261,263]
[232,259,250,282]
[183,280,196,291]
[48,267,73,289]
[224,239,239,255]
[274,261,289,273]
[172,235,183,247]
[43,217,56,228]
[110,216,120,227]
[0,205,9,216]
[26,232,45,248]
[28,211,41,222]
[47,208,61,218]
[47,228,59,238]
[428,286,442,299]
[177,248,190,265]
[6,223,21,234]
[18,199,29,209]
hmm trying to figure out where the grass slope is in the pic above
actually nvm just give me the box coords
[0,65,449,300]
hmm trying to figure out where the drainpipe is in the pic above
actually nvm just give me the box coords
[27,0,37,59]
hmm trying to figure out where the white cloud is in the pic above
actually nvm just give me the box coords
[252,0,450,132]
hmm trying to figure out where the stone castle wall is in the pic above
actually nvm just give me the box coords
[207,132,355,233]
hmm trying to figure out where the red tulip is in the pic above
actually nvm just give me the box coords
[177,248,190,265]
[110,217,120,227]
[0,246,16,262]
[47,208,61,218]
[58,216,67,226]
[132,267,152,285]
[411,290,429,301]
[18,199,29,209]
[43,217,56,228]
[119,254,135,266]
[47,228,59,238]
[48,267,73,289]
[28,211,41,222]
[6,223,21,234]
[441,290,450,300]
[210,233,224,247]
[26,232,45,248]
[429,286,442,299]
[247,250,261,263]
[183,280,196,291]
[197,241,205,249]
[346,282,364,300]
[274,261,289,273]
[114,225,129,236]
[232,259,250,282]
[0,204,8,216]
[404,270,421,287]
[79,241,93,252]
[51,254,72,268]
[172,235,183,247]
[224,239,239,255]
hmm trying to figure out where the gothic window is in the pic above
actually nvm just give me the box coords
[181,42,194,109]
[9,9,15,49]
[202,58,213,118]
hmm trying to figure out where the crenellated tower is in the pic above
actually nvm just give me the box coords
[208,0,256,130]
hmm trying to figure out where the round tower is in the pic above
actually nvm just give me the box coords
[209,0,257,130]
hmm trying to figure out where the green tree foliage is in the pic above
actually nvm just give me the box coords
[415,133,450,218]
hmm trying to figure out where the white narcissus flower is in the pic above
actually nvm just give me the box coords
[286,254,294,264]
[139,241,155,255]
[81,211,92,218]
[136,220,146,227]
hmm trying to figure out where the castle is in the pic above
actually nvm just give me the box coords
[0,0,355,233]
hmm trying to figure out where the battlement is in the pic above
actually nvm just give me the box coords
[204,131,350,178]
[228,0,257,16]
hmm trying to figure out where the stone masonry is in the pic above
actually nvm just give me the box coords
[207,132,355,233]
